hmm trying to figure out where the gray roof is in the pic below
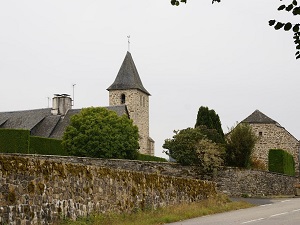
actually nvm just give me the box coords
[0,105,129,140]
[242,110,281,126]
[107,51,150,95]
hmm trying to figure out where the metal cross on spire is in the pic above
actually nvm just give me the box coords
[127,35,130,52]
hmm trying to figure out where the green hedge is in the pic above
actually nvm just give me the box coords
[0,129,167,161]
[268,149,295,176]
[0,129,30,153]
[0,128,67,156]
[29,136,67,156]
[137,153,167,162]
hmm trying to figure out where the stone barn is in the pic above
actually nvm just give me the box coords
[242,110,300,175]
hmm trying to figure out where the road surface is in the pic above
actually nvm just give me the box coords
[167,198,300,225]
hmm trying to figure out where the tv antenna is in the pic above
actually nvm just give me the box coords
[72,84,76,106]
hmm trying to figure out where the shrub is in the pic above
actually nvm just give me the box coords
[62,107,139,160]
[163,127,224,173]
[225,123,257,168]
[29,136,67,156]
[163,128,205,166]
[0,129,30,153]
[195,139,224,173]
[268,149,295,176]
[250,158,267,170]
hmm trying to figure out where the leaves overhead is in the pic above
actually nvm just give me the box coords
[278,5,286,10]
[268,0,300,59]
[284,22,293,30]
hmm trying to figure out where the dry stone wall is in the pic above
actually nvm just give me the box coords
[0,154,216,225]
[0,154,298,224]
[214,167,298,197]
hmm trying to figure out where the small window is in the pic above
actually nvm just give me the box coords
[259,131,263,136]
[121,94,126,104]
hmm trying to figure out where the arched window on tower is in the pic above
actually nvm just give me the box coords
[121,94,126,104]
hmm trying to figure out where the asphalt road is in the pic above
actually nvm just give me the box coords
[167,197,300,225]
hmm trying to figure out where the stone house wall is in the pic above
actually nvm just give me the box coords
[249,123,300,174]
[0,154,215,225]
[109,89,154,155]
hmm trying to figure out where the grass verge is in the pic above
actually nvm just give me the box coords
[58,195,253,225]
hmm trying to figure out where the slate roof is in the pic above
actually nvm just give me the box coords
[0,105,128,140]
[107,51,151,95]
[242,110,281,126]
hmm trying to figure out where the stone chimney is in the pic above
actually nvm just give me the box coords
[51,94,72,116]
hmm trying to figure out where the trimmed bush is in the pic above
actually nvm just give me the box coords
[268,149,295,176]
[62,107,139,160]
[29,136,67,156]
[137,153,167,162]
[0,129,30,153]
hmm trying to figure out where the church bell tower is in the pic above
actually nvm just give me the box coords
[107,51,154,155]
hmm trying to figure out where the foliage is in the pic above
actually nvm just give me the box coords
[225,123,257,168]
[268,149,295,176]
[195,106,224,142]
[163,128,205,165]
[62,107,139,160]
[29,136,67,156]
[269,0,300,59]
[195,139,224,173]
[163,127,224,173]
[0,129,30,154]
[250,158,267,170]
[196,125,225,144]
[137,153,168,162]
[0,129,66,156]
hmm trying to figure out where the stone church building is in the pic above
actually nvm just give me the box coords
[107,51,154,155]
[242,110,299,174]
[0,51,155,156]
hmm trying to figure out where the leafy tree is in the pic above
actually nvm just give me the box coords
[171,0,300,59]
[195,106,224,142]
[195,125,224,144]
[163,128,204,165]
[163,127,224,173]
[225,123,257,168]
[195,139,224,173]
[62,107,139,159]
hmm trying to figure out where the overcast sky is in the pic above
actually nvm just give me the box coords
[1,0,299,158]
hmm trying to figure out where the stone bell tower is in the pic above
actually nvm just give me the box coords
[107,51,154,155]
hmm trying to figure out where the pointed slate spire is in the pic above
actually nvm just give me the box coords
[242,110,281,126]
[107,51,150,95]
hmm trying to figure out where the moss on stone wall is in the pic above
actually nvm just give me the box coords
[0,153,217,224]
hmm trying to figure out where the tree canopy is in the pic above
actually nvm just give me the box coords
[195,106,224,142]
[225,123,257,168]
[62,107,139,160]
[171,0,300,59]
[163,127,224,173]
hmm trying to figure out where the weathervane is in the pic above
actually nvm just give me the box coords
[127,35,130,52]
